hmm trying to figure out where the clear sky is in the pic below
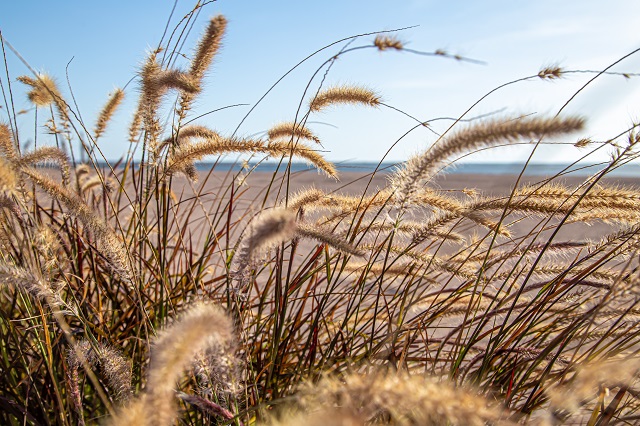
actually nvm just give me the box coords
[1,0,640,165]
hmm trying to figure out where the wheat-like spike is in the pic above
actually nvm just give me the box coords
[0,123,17,162]
[74,164,91,180]
[546,356,640,419]
[292,189,393,217]
[17,74,59,107]
[491,264,628,284]
[296,223,364,257]
[580,185,640,208]
[469,241,586,266]
[412,187,467,212]
[538,65,564,80]
[233,209,298,280]
[67,339,133,403]
[177,15,227,119]
[343,260,431,277]
[516,182,640,212]
[266,140,338,179]
[166,127,337,179]
[21,167,134,284]
[390,115,585,207]
[309,85,381,112]
[308,188,463,215]
[19,146,70,185]
[190,15,227,83]
[165,133,262,176]
[374,34,404,51]
[569,207,640,225]
[0,157,18,196]
[17,74,71,133]
[412,209,510,245]
[282,188,327,211]
[474,194,573,216]
[154,69,198,94]
[108,304,234,426]
[94,88,124,140]
[268,121,321,144]
[295,371,508,426]
[80,175,101,194]
[112,303,233,426]
[128,109,142,144]
[135,52,198,159]
[0,261,63,308]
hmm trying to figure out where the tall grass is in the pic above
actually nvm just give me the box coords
[1,3,640,425]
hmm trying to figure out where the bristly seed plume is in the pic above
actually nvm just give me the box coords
[268,121,321,144]
[94,88,124,141]
[374,34,404,51]
[390,115,585,207]
[107,303,234,426]
[309,85,381,112]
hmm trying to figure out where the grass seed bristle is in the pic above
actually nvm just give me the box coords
[309,85,381,112]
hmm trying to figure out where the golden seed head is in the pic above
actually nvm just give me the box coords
[374,34,404,51]
[17,73,61,107]
[94,88,125,140]
[538,65,564,80]
[309,85,381,112]
[190,15,227,81]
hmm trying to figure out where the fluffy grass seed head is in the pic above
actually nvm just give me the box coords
[190,15,227,82]
[233,209,298,279]
[0,122,17,162]
[94,88,124,140]
[17,74,61,107]
[268,121,321,144]
[390,115,585,207]
[0,261,63,308]
[538,65,564,80]
[374,34,404,51]
[67,339,133,403]
[107,303,234,426]
[309,85,381,112]
[0,157,17,196]
[22,167,134,284]
[294,371,509,426]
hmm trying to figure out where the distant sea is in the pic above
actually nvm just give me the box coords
[191,161,640,177]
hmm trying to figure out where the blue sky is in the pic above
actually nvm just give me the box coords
[1,0,640,164]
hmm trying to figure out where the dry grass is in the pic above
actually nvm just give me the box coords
[1,3,640,426]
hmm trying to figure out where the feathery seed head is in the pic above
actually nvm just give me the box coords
[538,65,564,80]
[390,115,585,207]
[17,74,60,107]
[374,35,404,51]
[94,88,124,140]
[0,261,63,308]
[268,121,321,144]
[233,209,298,279]
[574,137,593,148]
[296,223,365,257]
[145,303,234,426]
[67,339,133,403]
[295,371,508,425]
[0,157,17,196]
[190,15,227,81]
[309,85,381,112]
[0,123,17,161]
